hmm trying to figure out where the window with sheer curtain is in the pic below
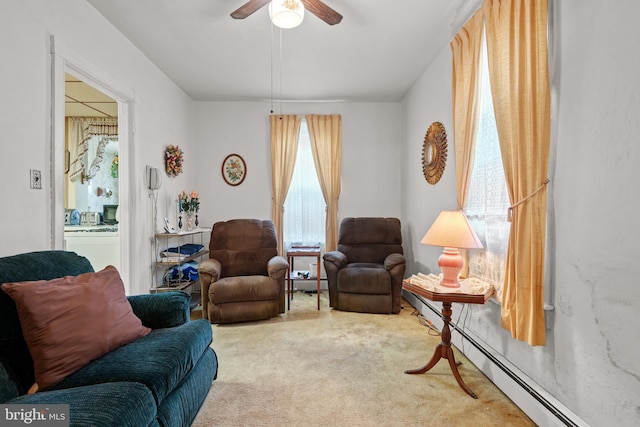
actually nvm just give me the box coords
[465,33,510,303]
[283,118,326,249]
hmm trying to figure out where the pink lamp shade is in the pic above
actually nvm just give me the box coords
[421,210,483,288]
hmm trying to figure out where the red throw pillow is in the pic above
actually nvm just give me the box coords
[1,265,151,391]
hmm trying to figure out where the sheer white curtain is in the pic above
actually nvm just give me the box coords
[283,119,326,249]
[465,34,510,303]
[67,117,118,182]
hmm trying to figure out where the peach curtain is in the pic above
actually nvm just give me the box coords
[305,114,342,252]
[483,0,551,345]
[451,9,484,211]
[270,114,301,255]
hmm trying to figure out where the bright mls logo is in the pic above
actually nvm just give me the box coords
[1,405,69,426]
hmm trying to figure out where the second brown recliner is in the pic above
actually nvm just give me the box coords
[198,219,288,324]
[323,217,406,314]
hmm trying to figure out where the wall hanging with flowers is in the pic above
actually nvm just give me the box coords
[221,153,246,186]
[165,145,184,177]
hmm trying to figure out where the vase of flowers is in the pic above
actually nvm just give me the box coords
[179,190,200,231]
[184,211,194,231]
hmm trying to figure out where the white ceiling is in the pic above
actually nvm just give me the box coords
[86,0,479,103]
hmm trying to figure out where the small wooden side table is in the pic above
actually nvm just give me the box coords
[286,246,321,310]
[403,280,493,399]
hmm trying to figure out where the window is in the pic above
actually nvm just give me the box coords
[453,2,551,344]
[283,118,326,248]
[465,33,510,302]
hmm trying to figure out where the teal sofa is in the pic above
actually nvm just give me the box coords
[0,250,217,427]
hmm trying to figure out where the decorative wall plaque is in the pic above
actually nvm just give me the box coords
[422,122,447,185]
[222,154,246,186]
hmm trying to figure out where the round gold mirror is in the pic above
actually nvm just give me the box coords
[422,122,447,185]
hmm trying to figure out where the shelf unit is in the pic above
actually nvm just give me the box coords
[152,228,210,309]
[289,271,327,283]
[286,245,323,310]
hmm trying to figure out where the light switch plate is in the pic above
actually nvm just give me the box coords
[30,169,42,189]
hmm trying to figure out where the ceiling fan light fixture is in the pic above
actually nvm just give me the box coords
[269,0,304,29]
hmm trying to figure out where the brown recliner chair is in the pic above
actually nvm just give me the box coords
[198,219,288,324]
[323,217,406,314]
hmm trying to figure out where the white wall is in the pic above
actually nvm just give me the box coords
[194,101,402,230]
[4,1,639,424]
[400,1,640,426]
[0,1,50,251]
[400,48,457,277]
[0,0,197,295]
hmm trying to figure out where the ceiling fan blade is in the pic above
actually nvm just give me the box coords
[231,0,271,19]
[301,0,343,25]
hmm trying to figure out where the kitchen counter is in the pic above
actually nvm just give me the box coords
[64,224,119,233]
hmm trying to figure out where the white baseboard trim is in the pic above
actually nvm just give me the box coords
[402,290,589,427]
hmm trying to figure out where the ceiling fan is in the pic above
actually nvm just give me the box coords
[231,0,343,26]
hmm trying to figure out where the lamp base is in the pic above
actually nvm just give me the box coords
[438,247,463,288]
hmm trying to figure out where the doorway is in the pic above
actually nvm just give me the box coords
[51,37,134,290]
[63,73,121,272]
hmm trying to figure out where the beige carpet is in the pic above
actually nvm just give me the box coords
[192,292,535,427]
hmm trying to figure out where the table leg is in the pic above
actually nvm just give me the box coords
[316,255,321,310]
[404,301,478,399]
[287,256,291,310]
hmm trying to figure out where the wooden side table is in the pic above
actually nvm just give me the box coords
[403,280,493,399]
[286,245,321,310]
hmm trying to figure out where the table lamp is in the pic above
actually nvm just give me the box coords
[421,210,483,288]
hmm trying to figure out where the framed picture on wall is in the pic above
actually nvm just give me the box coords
[221,154,246,186]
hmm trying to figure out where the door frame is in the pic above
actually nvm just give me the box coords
[50,35,135,291]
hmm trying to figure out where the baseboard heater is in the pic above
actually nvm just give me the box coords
[403,290,588,427]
